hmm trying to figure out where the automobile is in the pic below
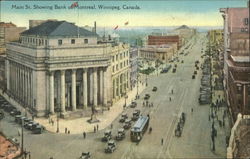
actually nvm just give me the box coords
[144,94,150,100]
[18,116,27,125]
[132,110,140,121]
[174,64,177,67]
[102,130,112,142]
[130,101,137,108]
[79,152,91,159]
[194,71,197,75]
[115,128,125,141]
[180,52,184,55]
[152,87,157,92]
[32,125,45,134]
[15,115,22,123]
[23,118,32,126]
[172,68,176,73]
[4,104,16,113]
[123,119,132,129]
[25,121,39,130]
[181,60,184,63]
[192,75,195,79]
[10,109,21,116]
[119,113,128,123]
[105,140,116,153]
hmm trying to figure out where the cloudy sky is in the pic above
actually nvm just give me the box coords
[0,0,248,28]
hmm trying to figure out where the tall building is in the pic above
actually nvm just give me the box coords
[0,22,26,54]
[148,35,181,49]
[6,20,130,117]
[129,47,138,89]
[220,4,250,121]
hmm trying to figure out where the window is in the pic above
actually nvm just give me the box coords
[237,85,242,94]
[120,53,122,59]
[112,56,114,62]
[112,66,115,72]
[244,18,249,25]
[58,39,62,45]
[71,39,75,44]
[120,63,122,69]
[116,55,118,61]
[84,39,88,44]
[124,61,126,66]
[124,52,126,57]
[116,64,118,71]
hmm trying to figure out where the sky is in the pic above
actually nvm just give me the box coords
[0,0,248,28]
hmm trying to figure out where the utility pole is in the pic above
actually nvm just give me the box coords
[21,119,24,155]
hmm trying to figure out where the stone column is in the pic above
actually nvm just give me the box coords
[6,60,10,90]
[49,71,54,114]
[103,67,107,106]
[89,69,93,105]
[60,70,65,113]
[99,68,103,104]
[83,68,88,108]
[71,69,76,111]
[93,68,98,107]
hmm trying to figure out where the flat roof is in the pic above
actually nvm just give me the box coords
[231,55,250,63]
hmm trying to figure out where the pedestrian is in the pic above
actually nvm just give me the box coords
[28,153,31,159]
[51,119,54,126]
[18,130,20,136]
[169,97,171,101]
[65,127,67,134]
[83,132,86,139]
[171,89,173,94]
[94,126,96,133]
[191,108,193,113]
[111,124,113,129]
[161,138,164,145]
[97,124,99,131]
[68,130,70,134]
[151,102,153,107]
[143,101,145,107]
[209,115,210,121]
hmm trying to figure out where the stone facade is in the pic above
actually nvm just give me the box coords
[148,35,181,49]
[5,20,130,117]
[110,43,130,102]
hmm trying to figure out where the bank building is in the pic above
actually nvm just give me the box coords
[5,20,130,117]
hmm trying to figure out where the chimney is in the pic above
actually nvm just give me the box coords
[94,21,96,34]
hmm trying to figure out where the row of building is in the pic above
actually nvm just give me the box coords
[217,2,249,159]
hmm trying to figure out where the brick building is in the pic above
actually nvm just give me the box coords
[147,35,181,49]
[220,4,250,121]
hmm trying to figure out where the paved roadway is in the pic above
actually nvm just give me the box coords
[0,33,226,159]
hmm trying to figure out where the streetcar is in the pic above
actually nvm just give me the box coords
[130,116,149,142]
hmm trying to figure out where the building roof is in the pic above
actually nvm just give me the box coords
[0,22,16,27]
[21,20,98,37]
[231,55,250,63]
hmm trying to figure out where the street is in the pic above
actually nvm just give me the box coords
[0,33,228,159]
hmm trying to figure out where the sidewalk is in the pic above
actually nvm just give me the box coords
[34,82,146,134]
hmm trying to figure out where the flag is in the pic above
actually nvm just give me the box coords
[70,2,78,8]
[124,21,129,25]
[114,25,118,30]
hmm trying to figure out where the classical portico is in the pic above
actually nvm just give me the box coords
[48,67,109,114]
